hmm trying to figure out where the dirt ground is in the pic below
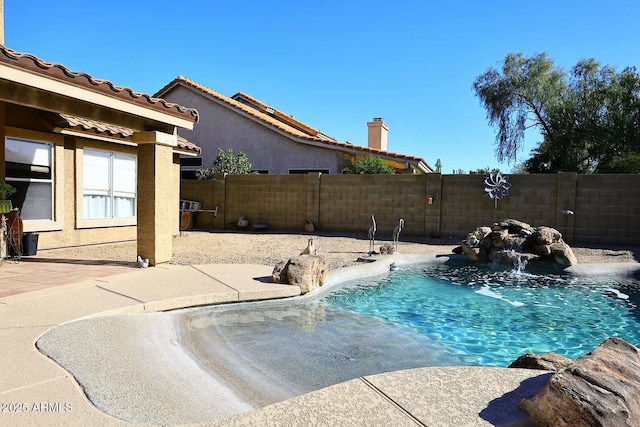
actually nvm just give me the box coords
[42,230,640,271]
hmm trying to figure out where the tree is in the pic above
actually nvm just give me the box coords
[197,148,253,179]
[473,52,566,164]
[473,53,640,173]
[597,153,640,173]
[469,167,501,175]
[342,156,395,174]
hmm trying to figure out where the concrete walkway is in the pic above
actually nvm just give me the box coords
[0,260,548,427]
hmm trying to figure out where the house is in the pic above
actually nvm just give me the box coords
[154,76,433,178]
[0,44,199,265]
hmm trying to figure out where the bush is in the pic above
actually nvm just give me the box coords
[342,156,395,174]
[197,148,254,179]
[597,154,640,173]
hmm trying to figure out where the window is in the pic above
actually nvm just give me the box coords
[5,138,53,221]
[83,149,136,219]
[288,168,329,174]
[179,156,203,167]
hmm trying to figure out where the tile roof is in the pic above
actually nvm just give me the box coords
[155,76,429,165]
[231,92,338,141]
[0,46,199,123]
[59,114,201,154]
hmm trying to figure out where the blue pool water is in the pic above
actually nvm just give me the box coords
[326,262,640,366]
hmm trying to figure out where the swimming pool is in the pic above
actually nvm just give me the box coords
[326,262,640,366]
[184,260,640,401]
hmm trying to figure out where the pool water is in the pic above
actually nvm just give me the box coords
[327,262,640,366]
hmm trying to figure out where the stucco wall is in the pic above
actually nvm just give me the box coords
[163,86,352,174]
[182,173,640,245]
[37,136,137,249]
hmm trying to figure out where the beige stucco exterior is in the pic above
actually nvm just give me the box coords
[1,46,197,264]
[3,119,185,253]
[156,79,432,176]
[161,85,353,175]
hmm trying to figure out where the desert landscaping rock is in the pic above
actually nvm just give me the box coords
[462,219,580,268]
[284,256,327,294]
[509,352,573,372]
[40,231,638,270]
[520,337,640,427]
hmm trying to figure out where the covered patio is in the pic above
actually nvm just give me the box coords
[1,44,199,266]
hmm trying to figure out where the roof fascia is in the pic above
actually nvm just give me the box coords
[53,127,199,156]
[1,64,194,132]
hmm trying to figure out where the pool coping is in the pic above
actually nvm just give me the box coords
[2,256,639,426]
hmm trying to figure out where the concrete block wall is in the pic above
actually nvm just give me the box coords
[181,173,640,245]
[424,174,442,237]
[574,174,640,245]
[440,174,489,236]
[440,174,560,238]
[179,179,218,229]
[319,174,427,236]
[225,174,307,230]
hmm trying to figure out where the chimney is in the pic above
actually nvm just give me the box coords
[367,117,389,151]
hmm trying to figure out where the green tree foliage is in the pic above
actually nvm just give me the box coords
[196,148,254,179]
[469,167,501,175]
[473,53,640,173]
[597,153,640,173]
[342,156,395,174]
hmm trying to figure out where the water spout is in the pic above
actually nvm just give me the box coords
[511,250,527,274]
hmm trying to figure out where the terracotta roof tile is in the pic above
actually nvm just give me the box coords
[1,46,199,123]
[155,76,428,166]
[155,77,329,141]
[231,92,338,141]
[59,114,201,154]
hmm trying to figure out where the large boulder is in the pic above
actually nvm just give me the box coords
[466,226,492,246]
[460,241,479,261]
[489,250,538,267]
[509,352,573,371]
[550,241,578,266]
[271,261,288,283]
[496,219,531,234]
[530,244,552,257]
[460,219,577,269]
[272,256,326,294]
[520,337,640,427]
[535,226,563,245]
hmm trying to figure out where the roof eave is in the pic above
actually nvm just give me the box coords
[0,64,193,133]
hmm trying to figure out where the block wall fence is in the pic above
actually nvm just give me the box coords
[181,173,640,246]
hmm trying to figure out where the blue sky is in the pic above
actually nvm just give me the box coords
[5,1,640,173]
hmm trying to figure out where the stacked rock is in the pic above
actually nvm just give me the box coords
[460,219,578,268]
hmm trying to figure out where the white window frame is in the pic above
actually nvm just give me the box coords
[81,148,137,223]
[4,137,54,221]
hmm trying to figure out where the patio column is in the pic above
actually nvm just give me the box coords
[133,131,178,266]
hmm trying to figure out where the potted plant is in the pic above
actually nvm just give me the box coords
[0,181,17,214]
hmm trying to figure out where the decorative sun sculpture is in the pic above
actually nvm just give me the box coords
[484,172,511,221]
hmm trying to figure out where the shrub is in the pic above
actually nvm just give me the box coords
[342,156,395,174]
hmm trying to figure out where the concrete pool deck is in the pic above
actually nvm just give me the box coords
[3,256,639,426]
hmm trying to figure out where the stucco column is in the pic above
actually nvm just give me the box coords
[133,131,178,265]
